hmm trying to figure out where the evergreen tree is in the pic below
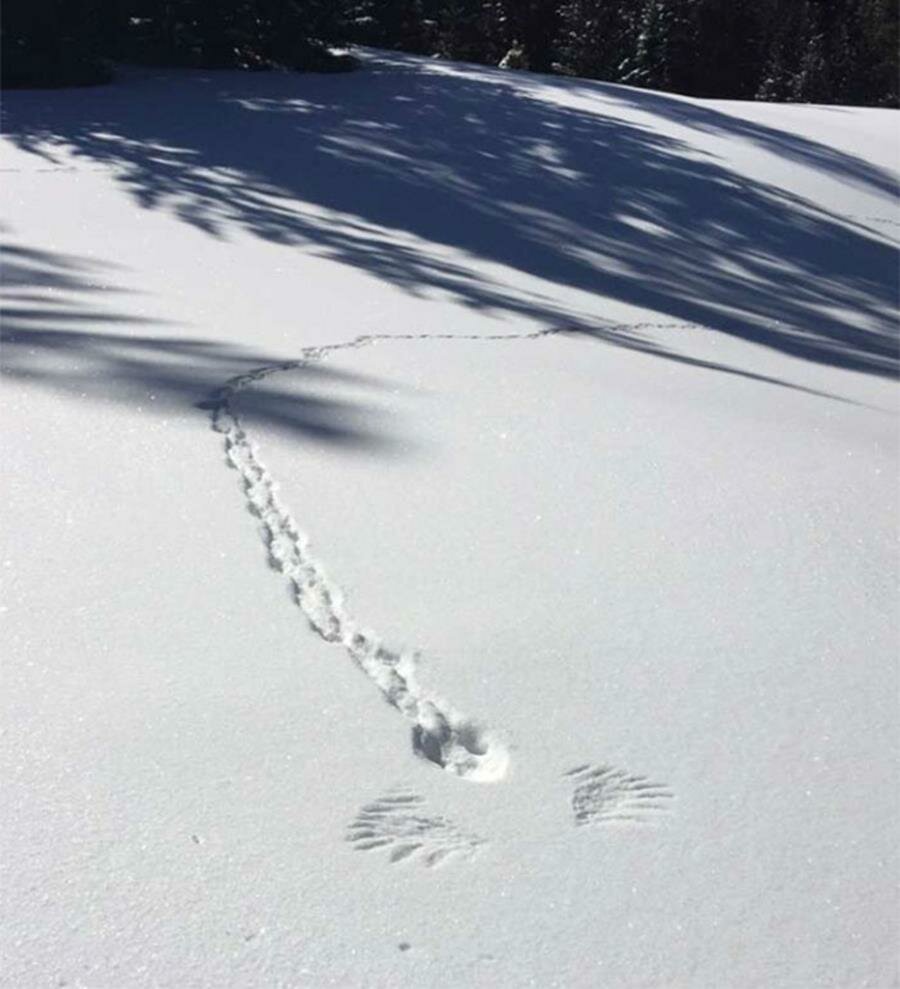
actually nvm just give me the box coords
[2,0,113,86]
[2,0,896,104]
[692,0,766,98]
[344,0,434,53]
[556,0,641,80]
[756,1,827,103]
[621,0,695,92]
[431,1,503,64]
[498,0,559,72]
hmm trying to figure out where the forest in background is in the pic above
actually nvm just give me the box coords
[2,0,898,106]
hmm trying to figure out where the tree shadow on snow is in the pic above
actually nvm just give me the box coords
[2,49,897,381]
[0,240,405,453]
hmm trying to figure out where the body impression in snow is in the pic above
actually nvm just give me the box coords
[206,329,675,815]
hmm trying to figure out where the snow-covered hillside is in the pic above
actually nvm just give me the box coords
[1,50,897,987]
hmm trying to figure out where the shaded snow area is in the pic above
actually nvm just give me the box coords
[1,49,898,987]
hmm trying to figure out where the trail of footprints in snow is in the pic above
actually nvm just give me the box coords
[206,332,555,783]
[208,329,675,837]
[346,790,485,867]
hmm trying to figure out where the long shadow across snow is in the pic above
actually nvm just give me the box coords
[0,241,402,452]
[2,50,897,378]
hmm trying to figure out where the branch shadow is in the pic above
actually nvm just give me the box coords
[2,50,897,381]
[0,240,406,453]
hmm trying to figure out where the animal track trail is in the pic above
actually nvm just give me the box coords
[206,332,548,783]
[565,764,674,826]
[208,329,679,811]
[346,790,485,867]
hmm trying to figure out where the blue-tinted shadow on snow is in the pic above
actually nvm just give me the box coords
[2,50,897,379]
[0,240,407,454]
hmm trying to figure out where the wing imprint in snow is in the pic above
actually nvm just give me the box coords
[346,790,485,867]
[565,764,673,826]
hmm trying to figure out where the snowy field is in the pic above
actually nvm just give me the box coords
[1,49,898,987]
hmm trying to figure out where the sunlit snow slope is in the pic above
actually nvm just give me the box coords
[2,49,898,988]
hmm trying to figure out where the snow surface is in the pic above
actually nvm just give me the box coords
[1,49,898,987]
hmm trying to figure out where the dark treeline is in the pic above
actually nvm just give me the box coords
[2,0,897,106]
